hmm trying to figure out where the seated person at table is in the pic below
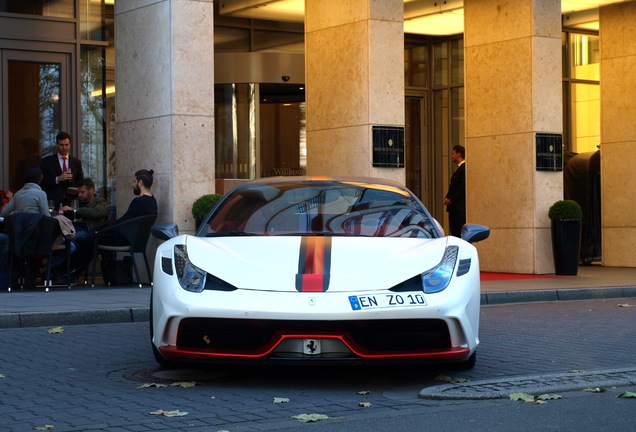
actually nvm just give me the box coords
[1,166,49,217]
[99,169,157,247]
[58,178,109,275]
[2,167,69,282]
[63,178,109,232]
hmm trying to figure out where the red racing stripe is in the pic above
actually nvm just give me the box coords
[296,236,332,292]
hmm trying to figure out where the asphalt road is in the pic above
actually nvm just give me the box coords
[1,298,635,432]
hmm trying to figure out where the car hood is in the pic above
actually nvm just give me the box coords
[183,235,450,293]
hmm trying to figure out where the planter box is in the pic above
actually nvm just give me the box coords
[551,219,582,276]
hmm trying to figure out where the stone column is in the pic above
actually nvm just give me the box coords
[305,0,405,184]
[115,0,215,233]
[600,3,636,267]
[464,0,563,273]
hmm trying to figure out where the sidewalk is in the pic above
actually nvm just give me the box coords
[1,265,635,328]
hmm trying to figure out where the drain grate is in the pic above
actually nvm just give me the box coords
[124,368,174,383]
[124,367,235,383]
[419,367,636,400]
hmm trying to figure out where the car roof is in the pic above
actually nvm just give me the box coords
[237,176,409,190]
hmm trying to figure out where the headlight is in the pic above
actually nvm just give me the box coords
[421,245,458,294]
[174,245,207,293]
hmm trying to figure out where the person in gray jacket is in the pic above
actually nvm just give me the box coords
[1,166,49,217]
[0,166,50,286]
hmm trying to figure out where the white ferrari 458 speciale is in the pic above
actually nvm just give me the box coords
[150,176,489,368]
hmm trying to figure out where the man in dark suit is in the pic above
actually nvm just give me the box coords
[40,132,84,207]
[444,144,466,237]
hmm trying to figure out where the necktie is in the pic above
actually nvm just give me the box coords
[62,157,67,172]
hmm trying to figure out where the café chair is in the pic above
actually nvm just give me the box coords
[90,214,157,287]
[5,213,71,291]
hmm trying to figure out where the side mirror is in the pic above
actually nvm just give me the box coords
[461,224,490,244]
[151,223,179,241]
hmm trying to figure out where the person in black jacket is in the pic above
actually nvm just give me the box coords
[100,169,158,247]
[115,169,158,224]
[40,132,84,207]
[444,145,466,237]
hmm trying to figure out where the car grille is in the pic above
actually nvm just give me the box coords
[176,318,451,353]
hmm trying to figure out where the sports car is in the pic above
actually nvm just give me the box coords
[150,176,489,368]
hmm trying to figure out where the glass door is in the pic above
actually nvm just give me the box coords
[259,83,306,178]
[405,93,435,215]
[1,50,71,192]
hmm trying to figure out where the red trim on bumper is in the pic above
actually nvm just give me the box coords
[159,331,470,361]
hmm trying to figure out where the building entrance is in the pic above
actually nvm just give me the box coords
[215,82,306,181]
[1,50,70,192]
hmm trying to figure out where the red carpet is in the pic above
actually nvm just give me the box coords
[480,272,564,281]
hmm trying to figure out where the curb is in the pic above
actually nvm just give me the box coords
[0,307,149,329]
[480,286,636,305]
[419,367,636,400]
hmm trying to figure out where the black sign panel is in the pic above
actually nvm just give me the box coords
[372,126,404,168]
[536,133,563,172]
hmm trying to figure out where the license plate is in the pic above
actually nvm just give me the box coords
[348,293,427,310]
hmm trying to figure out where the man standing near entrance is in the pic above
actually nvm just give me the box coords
[443,144,466,237]
[40,131,84,207]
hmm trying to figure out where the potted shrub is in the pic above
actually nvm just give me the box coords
[192,193,223,229]
[548,199,582,276]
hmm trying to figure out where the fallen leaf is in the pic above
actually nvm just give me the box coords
[357,390,370,395]
[358,402,372,407]
[149,409,188,417]
[509,392,536,402]
[47,327,64,334]
[510,392,562,403]
[583,387,607,393]
[170,381,199,388]
[618,304,634,308]
[273,397,290,404]
[33,426,54,431]
[537,394,562,401]
[291,414,330,423]
[435,375,470,383]
[138,383,168,388]
[535,400,548,405]
[617,391,636,398]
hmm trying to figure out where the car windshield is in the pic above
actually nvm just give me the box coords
[200,181,439,238]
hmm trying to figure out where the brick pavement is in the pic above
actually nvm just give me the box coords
[1,298,635,431]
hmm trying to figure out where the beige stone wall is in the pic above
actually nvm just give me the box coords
[464,0,562,273]
[305,0,405,184]
[600,3,636,266]
[115,0,215,234]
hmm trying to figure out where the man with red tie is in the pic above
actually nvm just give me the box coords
[40,131,84,207]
